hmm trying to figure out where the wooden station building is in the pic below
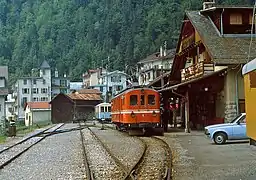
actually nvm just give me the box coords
[149,2,256,131]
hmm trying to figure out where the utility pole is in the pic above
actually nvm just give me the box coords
[106,56,110,103]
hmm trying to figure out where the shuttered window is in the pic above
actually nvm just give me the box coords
[230,13,242,25]
[249,71,256,88]
[249,13,256,24]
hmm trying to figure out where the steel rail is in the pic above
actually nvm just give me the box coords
[86,125,133,179]
[152,136,172,180]
[79,122,94,180]
[0,123,65,169]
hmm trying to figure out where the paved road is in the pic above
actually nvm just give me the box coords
[163,131,256,180]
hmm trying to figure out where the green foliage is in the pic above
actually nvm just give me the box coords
[0,0,253,84]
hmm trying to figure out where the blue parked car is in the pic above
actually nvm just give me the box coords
[204,113,247,145]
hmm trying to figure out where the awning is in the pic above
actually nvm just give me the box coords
[159,68,227,92]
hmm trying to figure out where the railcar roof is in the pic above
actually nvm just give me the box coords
[242,58,256,75]
[112,87,158,99]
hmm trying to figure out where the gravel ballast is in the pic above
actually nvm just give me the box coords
[89,126,145,170]
[0,123,85,180]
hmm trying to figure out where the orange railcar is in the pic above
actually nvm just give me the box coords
[111,88,162,134]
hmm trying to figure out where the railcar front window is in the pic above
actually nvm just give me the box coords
[108,106,111,112]
[130,95,138,105]
[101,107,104,112]
[148,95,155,105]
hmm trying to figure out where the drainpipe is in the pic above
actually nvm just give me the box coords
[220,9,224,36]
[235,65,242,116]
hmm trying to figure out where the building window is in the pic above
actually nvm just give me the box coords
[41,97,48,101]
[60,80,67,87]
[130,95,138,106]
[249,13,256,24]
[148,95,155,105]
[33,97,39,101]
[22,88,30,94]
[41,88,48,94]
[43,69,45,75]
[23,79,27,85]
[43,79,46,84]
[230,13,242,25]
[32,88,38,94]
[116,85,123,91]
[100,86,103,92]
[148,72,151,80]
[22,97,27,106]
[0,104,2,112]
[111,76,114,82]
[33,79,37,85]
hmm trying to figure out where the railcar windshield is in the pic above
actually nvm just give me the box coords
[148,95,155,105]
[130,95,138,105]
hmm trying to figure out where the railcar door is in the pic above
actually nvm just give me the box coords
[139,91,147,123]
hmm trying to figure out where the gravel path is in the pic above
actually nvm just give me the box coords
[89,126,145,170]
[0,123,85,180]
[82,127,125,179]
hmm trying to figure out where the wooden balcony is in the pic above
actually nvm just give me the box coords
[181,61,215,82]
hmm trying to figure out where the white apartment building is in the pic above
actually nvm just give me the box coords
[0,66,9,119]
[13,60,52,120]
[137,48,175,85]
[52,69,70,97]
[99,70,129,101]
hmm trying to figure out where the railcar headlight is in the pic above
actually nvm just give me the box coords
[131,111,135,118]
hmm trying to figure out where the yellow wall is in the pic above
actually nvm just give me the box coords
[244,73,256,140]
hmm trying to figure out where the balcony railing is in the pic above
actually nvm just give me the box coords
[181,61,214,82]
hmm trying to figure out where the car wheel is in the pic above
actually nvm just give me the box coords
[214,132,227,145]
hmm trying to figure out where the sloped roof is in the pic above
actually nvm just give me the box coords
[67,92,102,101]
[25,102,51,110]
[138,49,176,64]
[40,60,50,69]
[102,70,128,77]
[0,88,8,96]
[78,89,102,94]
[186,11,256,64]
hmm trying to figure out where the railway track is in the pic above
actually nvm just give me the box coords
[79,122,133,180]
[123,136,172,180]
[81,122,172,180]
[0,123,64,169]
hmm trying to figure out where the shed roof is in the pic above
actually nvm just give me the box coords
[242,58,256,75]
[78,89,102,94]
[25,102,51,110]
[67,92,102,101]
[186,11,256,64]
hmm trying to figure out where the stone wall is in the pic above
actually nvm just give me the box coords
[224,101,237,122]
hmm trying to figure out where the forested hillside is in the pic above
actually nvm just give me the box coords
[0,0,253,84]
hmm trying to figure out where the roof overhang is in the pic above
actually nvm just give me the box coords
[159,68,227,92]
[242,58,256,75]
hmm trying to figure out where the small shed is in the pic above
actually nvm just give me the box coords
[24,102,51,127]
[50,92,102,123]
